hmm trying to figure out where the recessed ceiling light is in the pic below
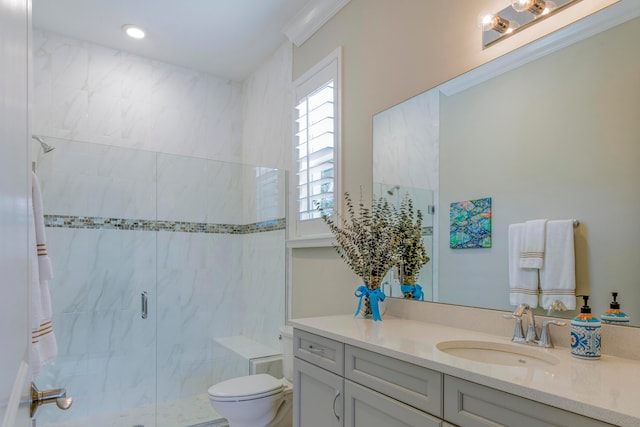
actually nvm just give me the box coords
[122,25,145,39]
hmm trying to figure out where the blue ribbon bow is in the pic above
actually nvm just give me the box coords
[354,286,386,321]
[400,283,424,301]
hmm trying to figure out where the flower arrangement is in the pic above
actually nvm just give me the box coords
[396,195,430,300]
[318,192,401,320]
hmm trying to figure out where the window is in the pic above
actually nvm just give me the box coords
[296,80,335,220]
[289,48,341,244]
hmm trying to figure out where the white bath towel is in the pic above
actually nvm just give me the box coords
[540,220,576,310]
[31,172,57,376]
[519,219,547,269]
[509,223,539,307]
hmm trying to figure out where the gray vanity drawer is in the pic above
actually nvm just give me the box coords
[345,345,443,417]
[344,380,442,427]
[444,375,616,427]
[294,329,344,375]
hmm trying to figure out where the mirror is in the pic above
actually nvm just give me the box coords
[373,6,640,326]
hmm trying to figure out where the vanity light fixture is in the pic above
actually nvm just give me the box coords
[482,0,581,48]
[122,25,145,40]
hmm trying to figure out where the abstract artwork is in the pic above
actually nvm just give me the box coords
[450,197,492,249]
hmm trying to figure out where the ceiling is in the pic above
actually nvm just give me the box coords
[32,0,310,81]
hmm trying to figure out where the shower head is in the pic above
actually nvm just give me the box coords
[32,135,55,153]
[386,185,400,196]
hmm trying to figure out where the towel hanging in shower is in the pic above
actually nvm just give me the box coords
[30,171,57,376]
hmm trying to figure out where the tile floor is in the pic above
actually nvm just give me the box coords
[41,393,227,427]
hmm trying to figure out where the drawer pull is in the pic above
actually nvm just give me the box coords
[332,389,341,421]
[308,345,325,354]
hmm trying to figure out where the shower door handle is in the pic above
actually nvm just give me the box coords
[141,291,148,319]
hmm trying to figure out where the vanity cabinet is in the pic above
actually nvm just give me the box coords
[294,357,343,427]
[293,326,620,427]
[293,330,345,427]
[444,375,616,427]
[294,329,444,427]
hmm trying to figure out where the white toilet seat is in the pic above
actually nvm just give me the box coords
[208,374,284,402]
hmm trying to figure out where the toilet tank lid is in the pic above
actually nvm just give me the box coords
[208,374,284,400]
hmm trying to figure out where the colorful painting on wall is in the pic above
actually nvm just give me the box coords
[450,197,492,249]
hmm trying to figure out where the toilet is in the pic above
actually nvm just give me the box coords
[208,326,294,427]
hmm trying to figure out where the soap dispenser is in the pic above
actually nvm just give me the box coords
[570,295,601,359]
[601,292,630,324]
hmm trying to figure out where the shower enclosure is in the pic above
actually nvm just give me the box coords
[33,137,287,427]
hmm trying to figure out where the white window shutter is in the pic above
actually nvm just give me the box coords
[289,48,341,245]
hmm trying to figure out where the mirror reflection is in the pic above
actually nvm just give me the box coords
[374,184,435,300]
[373,12,640,326]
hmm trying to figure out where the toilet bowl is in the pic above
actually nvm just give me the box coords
[208,326,294,427]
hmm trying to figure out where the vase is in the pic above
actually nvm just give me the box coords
[355,277,386,321]
[402,275,416,299]
[400,275,424,301]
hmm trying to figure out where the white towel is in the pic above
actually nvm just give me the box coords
[31,172,57,376]
[509,223,539,307]
[540,220,576,310]
[519,219,547,269]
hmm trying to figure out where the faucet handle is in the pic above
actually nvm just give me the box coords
[538,320,567,348]
[512,303,530,317]
[504,314,526,343]
[543,320,567,326]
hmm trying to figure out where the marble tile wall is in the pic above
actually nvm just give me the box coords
[33,30,243,162]
[157,153,244,225]
[241,42,292,171]
[241,230,286,350]
[35,137,157,220]
[372,89,439,192]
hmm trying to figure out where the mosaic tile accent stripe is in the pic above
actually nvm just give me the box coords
[44,214,285,235]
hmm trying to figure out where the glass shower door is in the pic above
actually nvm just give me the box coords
[35,137,287,427]
[35,138,158,427]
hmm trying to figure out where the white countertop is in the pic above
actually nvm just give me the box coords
[290,315,640,427]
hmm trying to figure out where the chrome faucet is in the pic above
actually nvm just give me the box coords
[504,304,526,343]
[505,304,538,344]
[538,320,566,348]
[524,306,539,343]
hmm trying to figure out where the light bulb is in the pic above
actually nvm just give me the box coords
[480,13,496,31]
[541,1,557,15]
[505,21,521,34]
[512,0,533,12]
[481,14,512,34]
[512,0,547,16]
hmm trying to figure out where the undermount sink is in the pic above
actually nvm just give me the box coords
[436,340,560,368]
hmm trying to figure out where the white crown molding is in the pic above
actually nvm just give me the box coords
[282,0,351,47]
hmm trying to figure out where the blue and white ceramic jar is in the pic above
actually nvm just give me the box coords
[570,296,601,359]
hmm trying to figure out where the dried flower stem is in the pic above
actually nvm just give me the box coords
[319,192,400,289]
